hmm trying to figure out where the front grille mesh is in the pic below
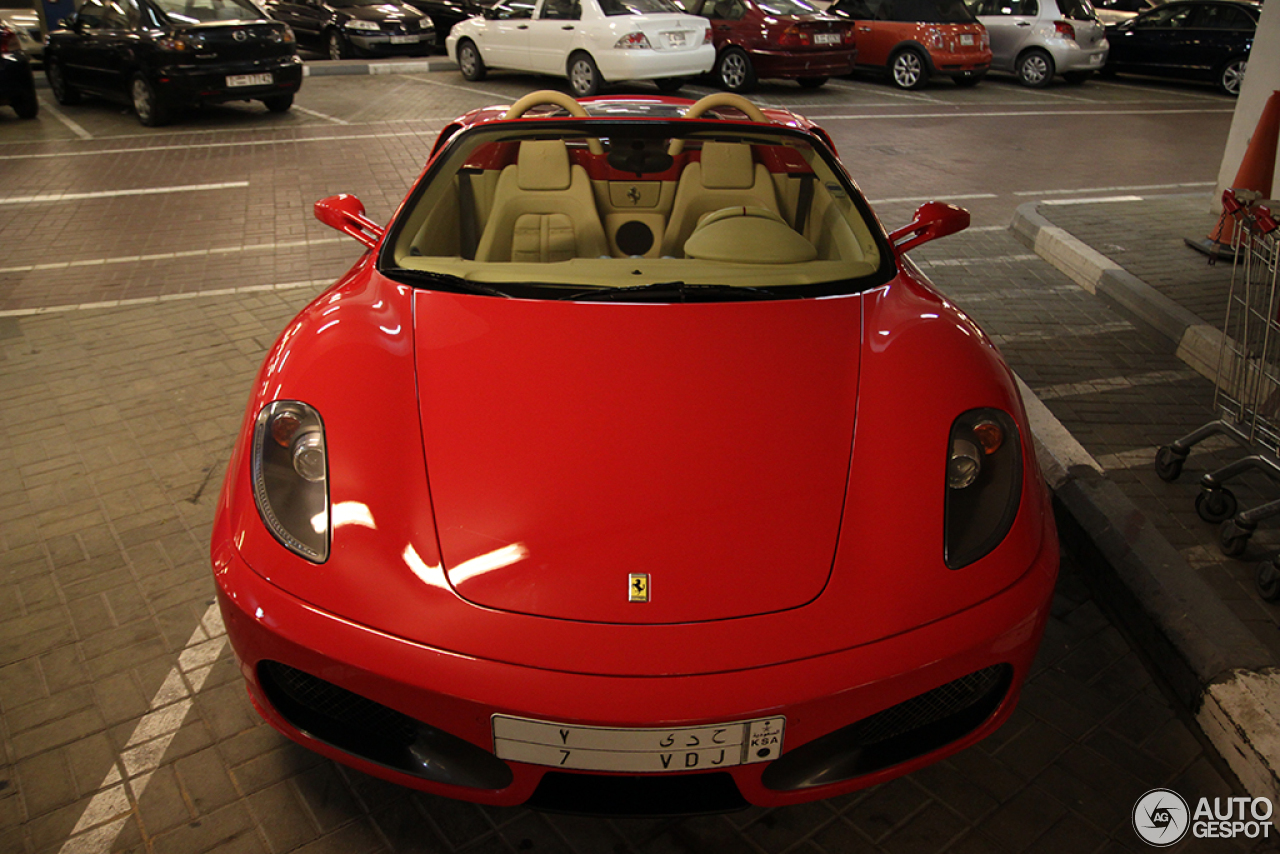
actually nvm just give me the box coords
[261,661,418,745]
[852,665,1006,746]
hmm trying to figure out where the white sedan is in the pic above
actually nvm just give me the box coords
[447,0,715,96]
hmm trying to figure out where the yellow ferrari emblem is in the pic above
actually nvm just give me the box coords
[629,573,650,602]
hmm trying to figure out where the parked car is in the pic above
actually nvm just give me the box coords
[967,0,1107,87]
[828,0,992,88]
[1101,0,1257,95]
[0,0,41,62]
[211,89,1060,813]
[0,22,36,118]
[405,0,485,47]
[263,0,434,59]
[44,0,302,126]
[1090,0,1157,25]
[673,0,856,92]
[448,0,716,96]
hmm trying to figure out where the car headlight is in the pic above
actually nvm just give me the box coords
[252,401,329,563]
[344,19,381,31]
[944,408,1021,569]
[274,25,296,43]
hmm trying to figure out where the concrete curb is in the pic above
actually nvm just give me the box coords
[1009,202,1280,810]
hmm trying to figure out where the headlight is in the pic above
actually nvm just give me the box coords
[252,401,329,562]
[944,408,1021,569]
[274,25,296,43]
[344,19,381,31]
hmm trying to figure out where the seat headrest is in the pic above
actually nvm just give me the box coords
[517,140,572,191]
[699,142,756,190]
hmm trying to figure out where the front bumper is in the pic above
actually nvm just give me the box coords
[154,55,302,104]
[748,47,857,79]
[347,31,433,55]
[213,530,1057,812]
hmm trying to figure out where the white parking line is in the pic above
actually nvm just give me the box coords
[917,253,1039,267]
[1033,368,1200,401]
[1017,181,1215,197]
[1095,434,1238,471]
[0,237,345,274]
[0,130,438,160]
[37,99,94,140]
[0,181,249,205]
[991,320,1134,345]
[0,278,331,317]
[871,193,998,204]
[291,105,350,125]
[815,107,1232,121]
[57,604,228,854]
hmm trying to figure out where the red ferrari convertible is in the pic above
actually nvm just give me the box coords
[211,90,1059,813]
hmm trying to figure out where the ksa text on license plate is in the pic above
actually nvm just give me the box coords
[492,715,785,773]
[227,73,273,87]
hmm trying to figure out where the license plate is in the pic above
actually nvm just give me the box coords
[1090,52,1102,64]
[814,32,840,44]
[664,30,687,47]
[389,34,420,43]
[226,73,272,88]
[492,715,785,773]
[960,34,974,45]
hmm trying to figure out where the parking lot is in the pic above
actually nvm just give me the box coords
[0,64,1265,852]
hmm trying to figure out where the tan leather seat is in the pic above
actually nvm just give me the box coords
[474,140,609,263]
[659,141,782,257]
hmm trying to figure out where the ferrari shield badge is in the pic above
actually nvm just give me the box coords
[629,573,650,602]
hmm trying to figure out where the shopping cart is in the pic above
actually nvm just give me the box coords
[1153,188,1280,598]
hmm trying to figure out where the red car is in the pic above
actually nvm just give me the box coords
[212,90,1059,813]
[830,0,992,88]
[676,0,856,91]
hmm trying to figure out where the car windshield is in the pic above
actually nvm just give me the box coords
[152,0,265,22]
[757,0,821,13]
[889,0,976,21]
[380,119,892,301]
[328,0,402,6]
[597,0,683,15]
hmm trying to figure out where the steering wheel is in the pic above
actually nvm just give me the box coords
[503,90,603,155]
[668,93,769,156]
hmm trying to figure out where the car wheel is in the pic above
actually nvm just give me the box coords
[1219,57,1247,97]
[654,77,684,93]
[953,71,983,87]
[263,93,294,113]
[130,73,169,127]
[10,79,37,119]
[797,76,828,89]
[457,39,486,81]
[1016,49,1054,88]
[889,48,927,90]
[715,47,757,93]
[567,52,601,97]
[1062,70,1091,84]
[327,28,350,60]
[46,58,80,106]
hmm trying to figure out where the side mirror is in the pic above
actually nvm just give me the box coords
[314,194,384,249]
[888,201,970,255]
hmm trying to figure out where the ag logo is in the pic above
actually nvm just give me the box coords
[1133,789,1190,847]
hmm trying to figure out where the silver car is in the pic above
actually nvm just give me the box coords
[968,0,1107,86]
[0,0,41,62]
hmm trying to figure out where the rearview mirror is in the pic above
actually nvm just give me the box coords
[314,194,385,249]
[888,201,970,254]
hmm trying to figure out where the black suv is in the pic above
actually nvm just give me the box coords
[45,0,303,126]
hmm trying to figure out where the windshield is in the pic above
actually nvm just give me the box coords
[328,0,403,6]
[152,0,265,22]
[380,119,891,301]
[598,0,683,14]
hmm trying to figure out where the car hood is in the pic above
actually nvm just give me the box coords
[337,3,425,21]
[413,291,862,625]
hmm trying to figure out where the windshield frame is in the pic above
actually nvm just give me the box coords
[377,117,897,302]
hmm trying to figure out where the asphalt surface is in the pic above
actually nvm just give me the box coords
[1,59,1273,853]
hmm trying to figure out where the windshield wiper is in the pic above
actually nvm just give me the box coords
[559,282,783,302]
[383,267,513,299]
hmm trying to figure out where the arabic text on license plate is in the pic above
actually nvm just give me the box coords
[814,32,840,44]
[492,715,786,773]
[390,34,419,43]
[960,34,974,45]
[226,73,273,88]
[665,30,687,46]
